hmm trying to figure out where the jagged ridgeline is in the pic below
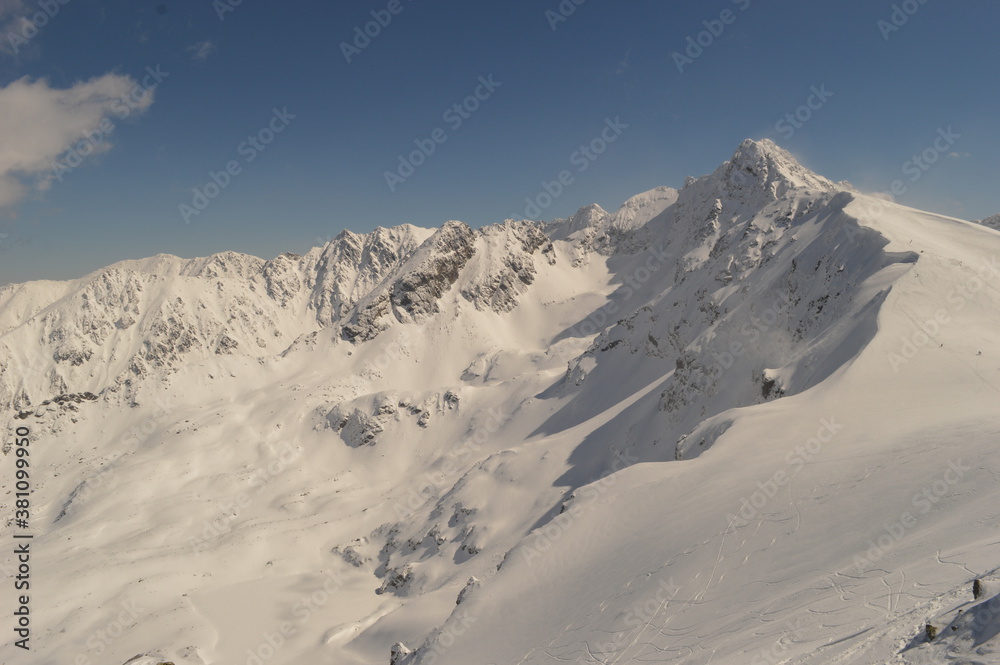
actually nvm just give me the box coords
[3,139,999,665]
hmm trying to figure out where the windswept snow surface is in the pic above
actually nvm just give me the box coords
[2,139,999,665]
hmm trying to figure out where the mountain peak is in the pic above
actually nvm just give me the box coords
[673,139,836,215]
[732,137,789,161]
[544,203,611,241]
[732,138,834,191]
[724,138,833,192]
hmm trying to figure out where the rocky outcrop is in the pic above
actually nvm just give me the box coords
[976,213,1000,231]
[342,222,476,341]
[460,220,552,313]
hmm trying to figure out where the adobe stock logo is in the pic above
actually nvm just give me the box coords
[5,0,72,54]
[877,0,930,41]
[886,255,998,372]
[670,0,752,73]
[516,116,628,219]
[50,66,168,184]
[340,0,415,63]
[774,85,834,140]
[384,75,501,192]
[179,107,296,225]
[853,459,970,573]
[545,0,588,31]
[725,417,844,529]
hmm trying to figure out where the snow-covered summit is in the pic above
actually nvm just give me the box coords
[547,139,831,254]
[726,137,835,192]
[674,138,836,223]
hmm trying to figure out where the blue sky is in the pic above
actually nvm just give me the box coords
[0,0,997,285]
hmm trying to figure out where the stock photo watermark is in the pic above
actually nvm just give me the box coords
[73,599,145,664]
[521,449,639,565]
[887,255,998,372]
[592,577,681,662]
[49,66,168,184]
[748,616,809,665]
[393,406,504,521]
[516,116,628,220]
[5,0,72,54]
[708,291,796,375]
[890,127,960,197]
[545,0,589,31]
[725,417,845,528]
[188,439,301,553]
[774,84,834,140]
[568,238,672,338]
[340,0,415,63]
[878,0,930,41]
[242,569,347,665]
[835,125,963,248]
[853,459,970,573]
[384,75,502,192]
[419,609,478,665]
[670,0,752,73]
[179,106,296,225]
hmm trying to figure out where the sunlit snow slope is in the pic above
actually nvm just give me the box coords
[1,139,999,665]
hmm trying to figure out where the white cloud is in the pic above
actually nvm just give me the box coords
[186,40,215,61]
[0,73,154,210]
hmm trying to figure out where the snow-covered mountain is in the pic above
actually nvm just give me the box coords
[2,139,1000,665]
[977,213,1000,231]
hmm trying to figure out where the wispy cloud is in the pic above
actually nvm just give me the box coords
[186,40,216,61]
[0,74,154,211]
[0,0,27,17]
[616,49,631,75]
[0,0,32,55]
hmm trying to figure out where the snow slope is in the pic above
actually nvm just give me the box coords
[1,139,999,665]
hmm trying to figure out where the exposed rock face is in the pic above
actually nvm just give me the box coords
[390,642,412,665]
[460,220,551,313]
[341,221,477,342]
[307,225,431,324]
[0,217,556,408]
[391,222,477,320]
[340,219,559,340]
[976,213,1000,231]
[325,390,461,447]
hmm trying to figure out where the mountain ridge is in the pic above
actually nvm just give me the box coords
[2,139,999,665]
